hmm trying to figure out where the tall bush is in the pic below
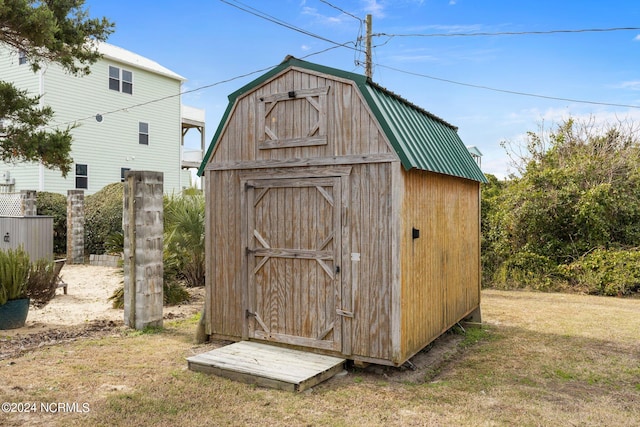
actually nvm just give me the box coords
[85,182,123,255]
[36,191,67,255]
[485,118,640,294]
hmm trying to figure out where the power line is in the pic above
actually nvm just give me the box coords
[318,0,362,22]
[49,45,640,131]
[314,0,365,68]
[219,0,358,51]
[46,45,349,130]
[47,65,275,129]
[377,26,640,38]
[376,63,640,109]
[44,3,640,130]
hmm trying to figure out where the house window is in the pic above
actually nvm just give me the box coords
[139,122,149,145]
[109,65,133,94]
[122,70,133,94]
[75,164,88,189]
[18,50,27,65]
[108,66,120,91]
[121,168,130,182]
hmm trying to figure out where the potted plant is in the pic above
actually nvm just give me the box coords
[0,247,32,329]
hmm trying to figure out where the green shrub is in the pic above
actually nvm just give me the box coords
[108,279,190,309]
[163,279,191,305]
[0,247,31,305]
[164,191,205,287]
[559,249,640,296]
[85,183,123,255]
[493,251,564,291]
[36,191,67,255]
[104,231,124,255]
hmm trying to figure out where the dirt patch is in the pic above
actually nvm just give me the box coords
[335,332,465,386]
[0,264,204,360]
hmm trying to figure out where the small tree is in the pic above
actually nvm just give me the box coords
[0,0,113,176]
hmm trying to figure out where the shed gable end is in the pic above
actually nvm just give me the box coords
[206,68,395,168]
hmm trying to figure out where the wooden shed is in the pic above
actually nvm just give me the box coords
[198,56,487,367]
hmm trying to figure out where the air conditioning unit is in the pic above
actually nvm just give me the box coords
[0,172,15,185]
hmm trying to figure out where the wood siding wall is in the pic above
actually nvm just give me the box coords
[205,163,396,362]
[348,163,394,362]
[204,66,481,366]
[400,170,481,359]
[206,169,244,339]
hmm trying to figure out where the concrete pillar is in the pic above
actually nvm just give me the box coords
[66,190,85,264]
[123,171,163,330]
[20,190,37,216]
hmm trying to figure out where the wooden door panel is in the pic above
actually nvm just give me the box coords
[246,177,341,351]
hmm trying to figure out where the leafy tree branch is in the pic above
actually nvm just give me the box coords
[0,0,114,175]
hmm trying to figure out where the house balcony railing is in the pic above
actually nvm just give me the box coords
[182,148,203,169]
[182,105,206,169]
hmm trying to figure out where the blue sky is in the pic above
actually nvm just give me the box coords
[83,0,640,178]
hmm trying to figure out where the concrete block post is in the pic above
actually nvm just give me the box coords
[66,190,85,264]
[123,171,164,330]
[20,190,37,216]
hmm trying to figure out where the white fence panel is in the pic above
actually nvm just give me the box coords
[0,193,24,217]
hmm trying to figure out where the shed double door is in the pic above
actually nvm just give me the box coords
[245,177,342,352]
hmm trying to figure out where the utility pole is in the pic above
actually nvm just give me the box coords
[365,14,372,79]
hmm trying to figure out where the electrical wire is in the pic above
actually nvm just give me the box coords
[45,65,276,129]
[376,63,640,109]
[377,27,640,38]
[46,0,364,129]
[44,44,351,130]
[42,3,640,129]
[317,0,362,22]
[219,0,358,51]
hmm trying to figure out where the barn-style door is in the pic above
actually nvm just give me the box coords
[245,177,342,352]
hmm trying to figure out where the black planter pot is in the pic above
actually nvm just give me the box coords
[0,298,30,329]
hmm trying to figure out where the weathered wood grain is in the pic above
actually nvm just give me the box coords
[203,64,481,368]
[187,341,345,392]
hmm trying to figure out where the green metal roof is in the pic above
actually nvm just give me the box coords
[199,56,487,183]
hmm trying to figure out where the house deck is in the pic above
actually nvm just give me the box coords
[186,341,346,392]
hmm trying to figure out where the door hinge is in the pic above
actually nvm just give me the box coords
[245,309,256,318]
[335,265,340,274]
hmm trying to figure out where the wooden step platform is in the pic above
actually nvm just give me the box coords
[187,341,346,392]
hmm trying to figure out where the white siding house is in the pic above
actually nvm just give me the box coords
[0,42,201,195]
